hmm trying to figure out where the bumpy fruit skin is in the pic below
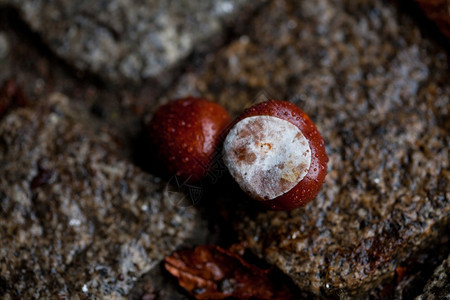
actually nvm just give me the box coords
[147,97,231,182]
[225,100,328,210]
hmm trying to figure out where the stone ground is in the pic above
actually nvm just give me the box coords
[0,0,449,299]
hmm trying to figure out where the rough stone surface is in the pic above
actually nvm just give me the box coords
[129,266,190,300]
[0,32,8,61]
[0,0,265,83]
[166,0,450,297]
[0,0,449,298]
[416,254,450,300]
[0,95,205,299]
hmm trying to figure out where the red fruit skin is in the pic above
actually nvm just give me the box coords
[227,100,328,210]
[147,97,231,182]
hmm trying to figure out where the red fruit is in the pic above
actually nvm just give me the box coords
[147,97,231,182]
[223,100,328,210]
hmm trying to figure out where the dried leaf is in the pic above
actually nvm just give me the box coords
[0,79,27,118]
[395,266,407,284]
[164,245,296,299]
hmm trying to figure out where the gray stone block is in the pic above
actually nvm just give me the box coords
[0,0,265,83]
[0,94,205,298]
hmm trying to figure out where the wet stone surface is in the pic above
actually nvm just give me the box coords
[166,0,450,297]
[0,95,206,299]
[0,0,265,84]
[0,0,449,298]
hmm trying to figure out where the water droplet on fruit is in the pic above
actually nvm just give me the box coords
[182,157,189,163]
[187,146,193,153]
[169,127,175,133]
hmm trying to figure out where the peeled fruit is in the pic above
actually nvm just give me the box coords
[223,100,328,210]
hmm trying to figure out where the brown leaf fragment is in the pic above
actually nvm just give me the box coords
[0,79,28,118]
[415,0,450,39]
[395,266,407,284]
[164,245,296,299]
[227,241,248,256]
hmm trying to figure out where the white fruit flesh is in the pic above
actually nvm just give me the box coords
[223,116,311,201]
